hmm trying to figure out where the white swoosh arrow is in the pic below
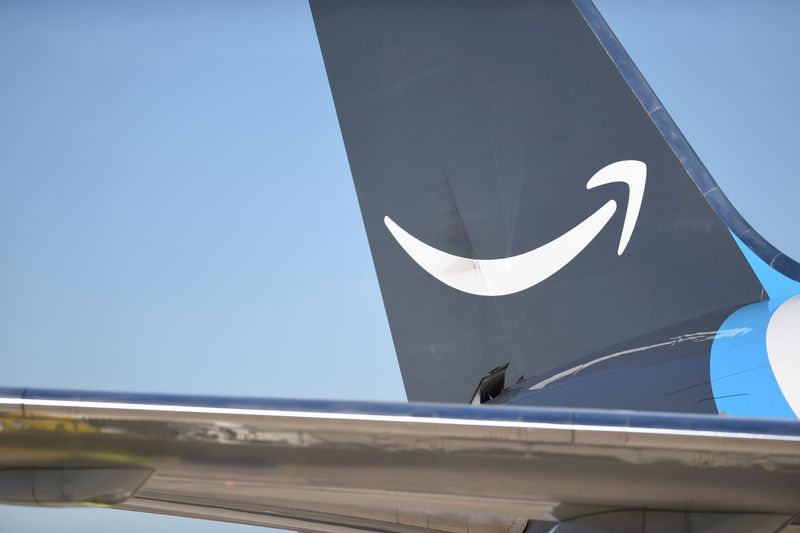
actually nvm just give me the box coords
[384,160,646,297]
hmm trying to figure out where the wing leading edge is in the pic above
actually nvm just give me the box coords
[1,389,799,531]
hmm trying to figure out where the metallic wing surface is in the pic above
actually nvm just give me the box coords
[1,389,799,532]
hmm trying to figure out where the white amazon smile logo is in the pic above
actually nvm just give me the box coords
[384,160,646,297]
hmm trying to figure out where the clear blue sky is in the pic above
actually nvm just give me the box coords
[1,1,798,531]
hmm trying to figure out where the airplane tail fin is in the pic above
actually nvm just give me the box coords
[309,0,798,403]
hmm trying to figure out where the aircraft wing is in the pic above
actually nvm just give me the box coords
[1,389,799,531]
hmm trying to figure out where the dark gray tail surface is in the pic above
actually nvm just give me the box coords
[310,0,765,402]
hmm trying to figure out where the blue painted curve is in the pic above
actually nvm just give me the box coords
[710,300,796,419]
[710,236,800,418]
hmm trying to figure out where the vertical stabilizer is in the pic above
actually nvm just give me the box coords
[310,0,766,402]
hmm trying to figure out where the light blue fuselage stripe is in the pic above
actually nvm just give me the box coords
[708,233,800,418]
[709,300,795,418]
